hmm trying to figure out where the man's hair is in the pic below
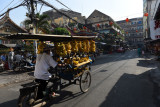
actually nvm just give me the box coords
[43,47,50,53]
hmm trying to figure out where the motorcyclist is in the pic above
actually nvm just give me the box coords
[34,43,59,100]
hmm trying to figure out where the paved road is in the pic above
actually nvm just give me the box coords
[0,50,156,107]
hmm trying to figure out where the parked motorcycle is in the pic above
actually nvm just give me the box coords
[13,57,35,71]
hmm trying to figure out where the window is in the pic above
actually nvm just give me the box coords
[138,21,142,24]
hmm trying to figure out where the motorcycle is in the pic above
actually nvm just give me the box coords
[13,56,35,71]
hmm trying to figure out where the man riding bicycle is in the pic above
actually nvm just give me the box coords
[34,43,59,100]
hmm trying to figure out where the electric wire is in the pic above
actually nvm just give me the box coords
[39,3,44,13]
[0,0,25,17]
[10,0,23,8]
[0,0,15,13]
[54,0,72,11]
[39,0,80,24]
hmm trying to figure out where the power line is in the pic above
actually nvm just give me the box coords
[39,0,81,24]
[0,0,15,13]
[55,0,72,11]
[10,0,23,8]
[0,0,25,17]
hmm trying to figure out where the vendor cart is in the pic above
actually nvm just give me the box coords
[4,33,97,106]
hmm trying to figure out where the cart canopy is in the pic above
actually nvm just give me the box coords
[3,33,97,41]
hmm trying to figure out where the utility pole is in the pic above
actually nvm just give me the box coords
[30,0,38,55]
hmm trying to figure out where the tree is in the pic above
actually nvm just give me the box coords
[53,27,70,35]
[24,13,51,34]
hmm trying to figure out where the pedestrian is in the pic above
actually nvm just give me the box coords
[142,50,145,57]
[1,53,6,63]
[8,48,14,70]
[14,51,22,65]
[137,47,141,57]
[34,44,60,100]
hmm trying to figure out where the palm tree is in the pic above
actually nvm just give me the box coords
[24,13,50,34]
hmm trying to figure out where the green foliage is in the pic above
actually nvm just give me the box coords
[117,35,125,41]
[53,27,70,35]
[24,13,51,34]
[24,44,34,52]
[68,23,75,28]
[0,48,10,54]
[78,24,83,29]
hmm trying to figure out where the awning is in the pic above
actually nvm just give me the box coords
[100,42,106,45]
[0,44,7,48]
[3,33,97,42]
[95,42,106,45]
[3,44,21,48]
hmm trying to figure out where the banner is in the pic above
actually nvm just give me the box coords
[150,20,160,40]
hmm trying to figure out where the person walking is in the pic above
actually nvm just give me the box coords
[1,53,6,63]
[137,47,141,57]
[142,50,145,57]
[8,48,14,70]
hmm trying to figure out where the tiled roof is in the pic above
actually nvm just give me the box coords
[0,10,27,33]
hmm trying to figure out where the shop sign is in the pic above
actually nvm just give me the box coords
[155,35,160,39]
[150,20,160,40]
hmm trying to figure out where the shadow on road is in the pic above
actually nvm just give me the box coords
[0,99,18,107]
[99,70,155,107]
[44,91,83,107]
[137,59,156,68]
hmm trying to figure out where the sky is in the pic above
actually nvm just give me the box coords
[0,0,143,26]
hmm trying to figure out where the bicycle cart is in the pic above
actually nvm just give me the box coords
[4,33,96,107]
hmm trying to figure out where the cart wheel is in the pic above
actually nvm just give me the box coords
[80,70,91,93]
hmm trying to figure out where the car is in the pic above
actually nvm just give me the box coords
[117,47,125,53]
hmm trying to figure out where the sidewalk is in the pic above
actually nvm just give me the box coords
[0,70,34,87]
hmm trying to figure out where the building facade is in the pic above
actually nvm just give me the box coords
[143,0,157,40]
[43,9,85,26]
[116,18,144,47]
[86,10,122,34]
[143,0,160,54]
[86,10,124,46]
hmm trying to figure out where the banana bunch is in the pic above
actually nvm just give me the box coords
[84,40,90,53]
[72,57,79,65]
[65,42,72,54]
[64,58,71,64]
[73,60,79,65]
[81,57,89,61]
[37,42,46,54]
[79,57,89,63]
[82,40,87,53]
[71,41,78,53]
[78,41,83,52]
[55,42,67,57]
[90,40,96,52]
[76,57,81,61]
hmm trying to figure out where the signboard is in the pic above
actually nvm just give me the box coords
[150,20,160,40]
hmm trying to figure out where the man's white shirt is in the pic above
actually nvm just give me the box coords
[34,53,58,80]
